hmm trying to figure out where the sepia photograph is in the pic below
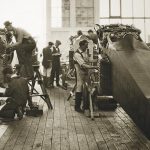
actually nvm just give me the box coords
[0,0,150,149]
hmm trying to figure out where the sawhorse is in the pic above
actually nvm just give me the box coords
[28,65,53,109]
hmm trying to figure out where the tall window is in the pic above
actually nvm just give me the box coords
[51,0,62,27]
[51,0,70,28]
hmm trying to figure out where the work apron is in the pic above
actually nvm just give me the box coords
[75,63,88,92]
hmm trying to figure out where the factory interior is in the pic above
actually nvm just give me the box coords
[0,0,150,149]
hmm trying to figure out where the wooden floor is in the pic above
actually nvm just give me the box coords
[0,85,150,150]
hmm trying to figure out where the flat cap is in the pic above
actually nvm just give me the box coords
[79,39,89,46]
[4,21,12,26]
[56,40,61,45]
[88,29,93,33]
[48,42,54,45]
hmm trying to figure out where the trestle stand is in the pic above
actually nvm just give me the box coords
[28,65,53,109]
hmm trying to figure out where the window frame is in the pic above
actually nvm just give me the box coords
[109,0,121,18]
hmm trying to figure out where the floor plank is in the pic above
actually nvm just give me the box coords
[0,84,149,150]
[42,89,54,150]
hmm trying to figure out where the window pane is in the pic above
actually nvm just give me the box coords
[99,0,109,17]
[109,19,121,24]
[110,0,121,17]
[121,19,133,25]
[145,0,150,17]
[51,8,62,18]
[145,19,150,42]
[51,0,62,27]
[51,0,70,27]
[122,0,132,17]
[133,0,144,17]
[99,19,109,25]
[133,19,145,41]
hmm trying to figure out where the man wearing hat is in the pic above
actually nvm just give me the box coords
[42,42,53,88]
[4,21,36,80]
[73,40,97,115]
[87,29,98,45]
[0,65,31,120]
[50,40,61,87]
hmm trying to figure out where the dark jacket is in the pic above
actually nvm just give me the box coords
[52,46,61,66]
[42,46,52,69]
[5,76,29,106]
[87,33,98,44]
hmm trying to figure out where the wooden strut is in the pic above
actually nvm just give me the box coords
[29,65,53,109]
[67,83,76,101]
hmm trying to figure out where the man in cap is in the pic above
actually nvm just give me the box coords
[73,40,97,115]
[87,29,98,45]
[50,40,61,87]
[0,65,32,120]
[42,42,53,88]
[4,21,36,80]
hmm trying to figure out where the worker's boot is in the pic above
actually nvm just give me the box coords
[17,106,23,120]
[75,92,83,113]
[82,92,90,117]
[28,96,34,109]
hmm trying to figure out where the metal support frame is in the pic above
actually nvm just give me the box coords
[29,65,53,109]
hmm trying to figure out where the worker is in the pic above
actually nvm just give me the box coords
[50,40,61,87]
[87,29,98,45]
[73,40,97,115]
[4,21,36,80]
[0,65,32,120]
[42,42,53,88]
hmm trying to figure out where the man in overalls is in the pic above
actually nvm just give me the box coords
[73,40,97,113]
[4,21,36,80]
[42,42,53,88]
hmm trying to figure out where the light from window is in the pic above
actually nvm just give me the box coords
[109,19,121,24]
[100,19,109,25]
[122,19,133,25]
[100,0,109,17]
[145,0,150,17]
[133,0,144,17]
[133,19,145,40]
[122,0,132,17]
[110,0,121,17]
[51,0,62,27]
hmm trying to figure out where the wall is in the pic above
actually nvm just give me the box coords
[46,0,99,60]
